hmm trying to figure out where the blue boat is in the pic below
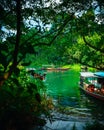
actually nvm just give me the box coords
[94,72,104,77]
[79,72,104,101]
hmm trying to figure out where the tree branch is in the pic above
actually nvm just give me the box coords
[67,54,104,70]
[83,35,104,54]
[0,0,21,86]
[22,14,74,48]
[17,14,75,64]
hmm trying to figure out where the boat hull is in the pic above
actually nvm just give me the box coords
[79,85,104,101]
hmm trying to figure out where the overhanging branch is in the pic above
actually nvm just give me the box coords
[83,35,104,54]
[17,14,75,64]
[66,54,104,70]
[0,0,21,87]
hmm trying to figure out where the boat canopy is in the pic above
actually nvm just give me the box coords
[80,72,97,77]
[94,72,104,78]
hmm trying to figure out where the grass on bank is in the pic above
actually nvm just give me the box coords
[63,64,96,72]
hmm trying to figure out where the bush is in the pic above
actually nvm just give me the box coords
[0,68,53,130]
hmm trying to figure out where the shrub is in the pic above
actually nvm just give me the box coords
[0,68,53,130]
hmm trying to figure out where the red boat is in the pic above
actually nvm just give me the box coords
[79,72,104,101]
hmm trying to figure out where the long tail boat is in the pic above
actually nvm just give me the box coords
[79,71,104,101]
[26,68,46,80]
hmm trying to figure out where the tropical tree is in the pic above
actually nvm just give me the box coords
[1,0,104,85]
[0,0,104,129]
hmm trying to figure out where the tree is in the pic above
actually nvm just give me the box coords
[0,0,104,129]
[1,0,104,86]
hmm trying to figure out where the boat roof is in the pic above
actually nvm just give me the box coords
[94,72,104,78]
[26,68,36,71]
[80,72,97,77]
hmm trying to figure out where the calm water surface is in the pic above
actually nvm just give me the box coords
[45,69,104,121]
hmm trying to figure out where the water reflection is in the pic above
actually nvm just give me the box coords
[45,69,104,122]
[45,70,81,106]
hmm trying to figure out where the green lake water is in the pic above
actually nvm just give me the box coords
[44,69,104,122]
[45,69,80,107]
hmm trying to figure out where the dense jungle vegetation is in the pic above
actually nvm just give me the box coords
[0,0,104,129]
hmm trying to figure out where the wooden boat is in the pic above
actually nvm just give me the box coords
[41,67,70,72]
[33,73,46,80]
[55,67,70,71]
[26,68,46,80]
[79,72,104,101]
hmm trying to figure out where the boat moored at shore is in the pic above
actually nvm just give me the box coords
[79,72,104,101]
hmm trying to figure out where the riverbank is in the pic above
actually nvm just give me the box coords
[42,101,104,130]
[33,109,92,130]
[44,105,92,130]
[42,66,104,130]
[44,119,86,130]
[33,106,104,130]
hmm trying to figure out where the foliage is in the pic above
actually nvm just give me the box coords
[0,68,54,129]
[0,0,104,78]
[0,0,104,128]
[70,64,81,71]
